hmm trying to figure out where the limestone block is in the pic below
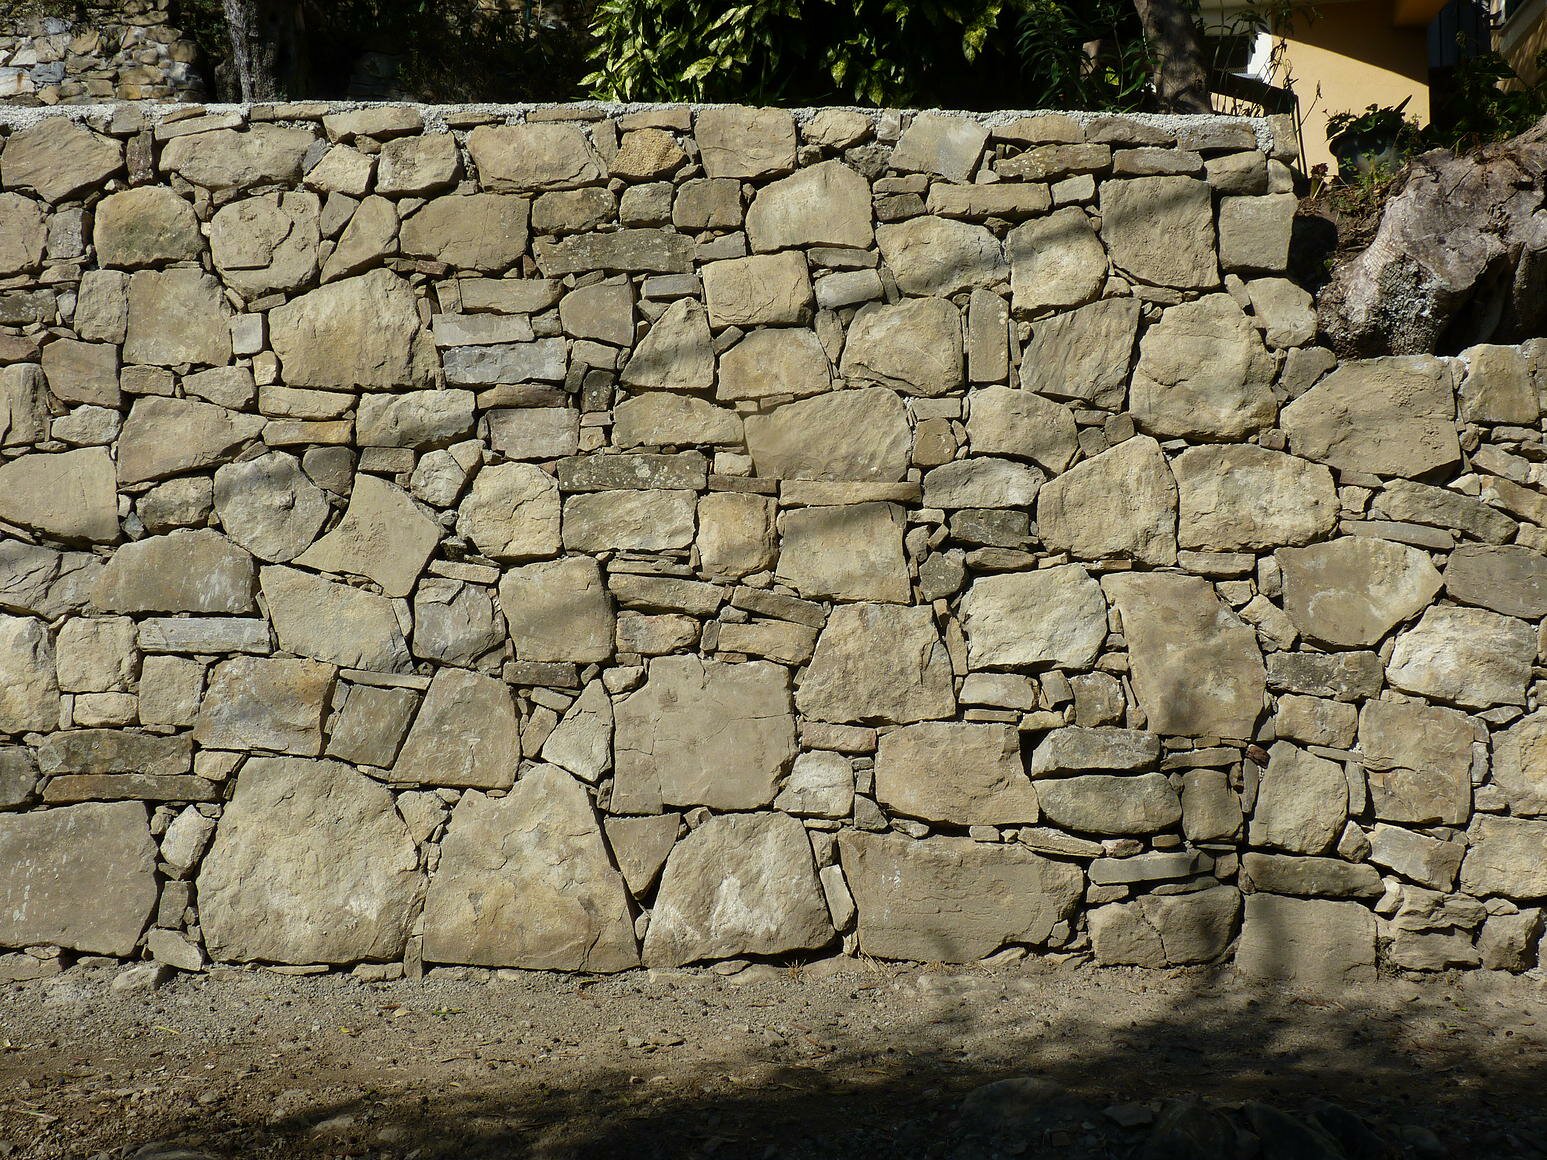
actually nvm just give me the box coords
[559,280,634,346]
[92,186,201,268]
[613,393,741,448]
[1100,176,1219,289]
[1479,909,1543,972]
[1006,207,1108,314]
[1217,193,1295,273]
[1019,297,1139,410]
[1367,823,1464,891]
[425,765,637,971]
[0,543,101,622]
[1038,436,1177,566]
[391,668,521,790]
[213,452,330,563]
[774,750,854,819]
[1459,343,1537,424]
[1174,445,1337,551]
[210,191,321,296]
[541,680,613,782]
[466,122,605,189]
[1240,853,1382,898]
[1245,277,1316,348]
[673,177,742,230]
[604,813,680,898]
[797,603,956,725]
[304,143,373,196]
[294,475,440,598]
[42,337,119,407]
[326,684,419,769]
[1,364,48,448]
[1248,742,1347,854]
[1180,769,1243,842]
[1461,816,1547,899]
[1281,356,1461,478]
[399,193,530,273]
[376,132,460,195]
[613,655,795,812]
[1036,772,1180,834]
[534,228,692,275]
[74,270,129,343]
[321,194,397,281]
[960,565,1107,670]
[875,721,1038,825]
[702,252,812,328]
[1130,295,1276,440]
[124,268,233,367]
[697,491,776,580]
[94,529,255,616]
[746,159,872,250]
[411,578,502,668]
[1090,886,1239,966]
[0,613,57,734]
[645,812,831,966]
[745,388,911,482]
[1028,726,1159,777]
[620,298,715,391]
[54,615,135,693]
[1276,537,1442,648]
[1103,572,1265,739]
[877,216,1006,297]
[158,125,314,192]
[193,656,333,755]
[199,758,421,964]
[965,386,1078,472]
[269,269,436,391]
[118,396,264,484]
[611,128,687,180]
[137,656,205,728]
[839,831,1082,962]
[1493,710,1547,816]
[1274,695,1357,748]
[456,463,561,561]
[1235,894,1376,989]
[717,327,832,401]
[776,502,910,604]
[1358,699,1472,826]
[1,119,122,202]
[562,489,696,553]
[260,565,412,672]
[1444,544,1547,620]
[1386,605,1533,709]
[922,458,1043,510]
[841,297,964,396]
[694,107,797,179]
[499,556,613,664]
[890,113,988,182]
[0,802,155,955]
[0,448,118,543]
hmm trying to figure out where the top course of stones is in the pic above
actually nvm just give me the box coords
[0,101,1544,990]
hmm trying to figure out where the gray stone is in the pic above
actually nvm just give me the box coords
[776,502,909,604]
[1130,295,1276,440]
[874,721,1037,825]
[1036,772,1181,834]
[745,388,911,482]
[376,133,460,195]
[399,193,529,273]
[840,831,1082,961]
[891,113,988,182]
[1276,537,1442,649]
[1181,769,1243,842]
[411,578,501,668]
[1358,699,1472,826]
[466,122,604,189]
[694,107,798,179]
[1174,445,1338,551]
[457,463,561,561]
[1236,894,1375,989]
[1218,193,1295,273]
[213,452,331,563]
[1444,545,1547,619]
[1028,727,1159,777]
[1248,742,1347,854]
[797,603,956,725]
[261,565,412,672]
[199,758,421,964]
[326,684,419,769]
[500,556,613,664]
[1281,356,1461,478]
[194,656,333,756]
[702,252,812,328]
[0,448,119,543]
[645,812,830,966]
[604,813,680,897]
[1368,823,1464,890]
[358,391,477,450]
[1387,605,1533,709]
[1020,298,1139,410]
[424,765,637,972]
[1089,887,1239,966]
[158,125,314,192]
[93,530,255,615]
[1240,853,1383,898]
[1006,208,1108,314]
[922,458,1042,509]
[53,616,133,693]
[613,655,795,813]
[93,186,201,268]
[2,119,122,201]
[294,475,440,598]
[541,680,613,782]
[717,327,832,401]
[877,216,1006,297]
[210,192,320,297]
[746,160,872,250]
[1038,436,1176,566]
[620,298,715,392]
[965,386,1078,472]
[442,337,566,386]
[1461,816,1547,899]
[391,668,521,790]
[36,730,190,779]
[1100,176,1218,289]
[0,748,38,809]
[534,228,692,275]
[269,269,436,390]
[614,392,742,448]
[41,337,119,407]
[1103,572,1265,739]
[562,489,696,553]
[0,802,155,955]
[123,268,233,367]
[960,565,1107,670]
[118,396,264,484]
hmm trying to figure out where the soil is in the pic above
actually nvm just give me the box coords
[3,958,1547,1159]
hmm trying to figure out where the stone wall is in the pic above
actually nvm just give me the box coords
[0,100,1544,988]
[1,1,203,105]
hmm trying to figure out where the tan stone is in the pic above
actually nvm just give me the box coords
[1387,605,1533,709]
[1461,815,1547,900]
[91,186,200,269]
[745,388,911,482]
[53,616,135,693]
[159,125,314,192]
[891,113,988,182]
[376,133,460,195]
[746,159,871,250]
[620,298,715,392]
[209,191,320,297]
[500,556,613,664]
[93,530,255,614]
[123,268,233,367]
[717,327,831,401]
[878,216,1007,297]
[260,565,412,673]
[875,722,1037,825]
[1038,435,1176,566]
[1019,298,1139,410]
[1444,545,1547,620]
[1090,887,1240,966]
[697,492,776,580]
[614,392,742,448]
[456,463,561,561]
[1358,699,1472,826]
[466,122,605,190]
[399,193,530,273]
[1281,356,1461,478]
[293,475,440,598]
[1493,710,1547,816]
[562,489,695,553]
[391,668,521,790]
[321,194,397,281]
[1,119,122,202]
[965,386,1078,472]
[1174,445,1337,552]
[0,613,57,734]
[194,656,333,755]
[1007,207,1108,314]
[213,452,330,563]
[269,269,436,390]
[797,603,956,725]
[1248,742,1347,854]
[1236,895,1376,989]
[776,502,909,603]
[541,680,613,782]
[1276,537,1442,648]
[1100,176,1219,289]
[702,252,812,328]
[117,396,264,485]
[694,107,797,179]
[960,565,1107,670]
[1131,295,1276,440]
[841,298,963,396]
[0,447,118,543]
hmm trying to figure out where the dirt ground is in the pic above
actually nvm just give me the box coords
[2,957,1546,1160]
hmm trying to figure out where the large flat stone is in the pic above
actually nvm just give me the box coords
[797,603,956,725]
[391,668,521,790]
[1358,699,1472,826]
[1276,537,1442,649]
[1100,176,1218,289]
[1007,207,1107,314]
[1130,295,1276,440]
[93,530,256,615]
[1460,816,1547,900]
[1019,298,1139,410]
[399,193,529,272]
[260,566,412,672]
[213,452,330,563]
[1386,605,1533,709]
[93,186,201,268]
[500,556,613,664]
[1248,742,1347,855]
[123,268,233,367]
[1174,445,1338,551]
[118,396,264,485]
[840,298,964,397]
[194,657,333,756]
[1444,545,1547,620]
[158,125,314,192]
[775,502,910,604]
[745,388,911,482]
[1090,887,1240,966]
[1036,772,1181,835]
[293,475,440,598]
[959,565,1107,670]
[878,216,1006,297]
[1281,356,1461,478]
[874,722,1037,825]
[1038,436,1176,566]
[0,448,118,543]
[269,269,436,391]
[746,159,871,250]
[456,463,561,562]
[466,122,604,189]
[1235,894,1376,989]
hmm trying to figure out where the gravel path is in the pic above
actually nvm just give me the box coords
[2,959,1545,1159]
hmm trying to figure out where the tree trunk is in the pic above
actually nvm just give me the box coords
[1131,0,1211,114]
[222,0,306,101]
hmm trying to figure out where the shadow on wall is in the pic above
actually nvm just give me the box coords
[130,959,1547,1160]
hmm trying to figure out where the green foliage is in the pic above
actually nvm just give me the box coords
[1430,49,1547,152]
[1013,0,1153,113]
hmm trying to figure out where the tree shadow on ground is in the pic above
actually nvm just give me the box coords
[129,958,1547,1160]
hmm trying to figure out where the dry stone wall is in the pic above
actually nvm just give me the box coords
[1,100,1545,988]
[1,1,203,105]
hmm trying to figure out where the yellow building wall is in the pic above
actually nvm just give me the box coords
[1272,1,1434,171]
[1500,0,1547,87]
